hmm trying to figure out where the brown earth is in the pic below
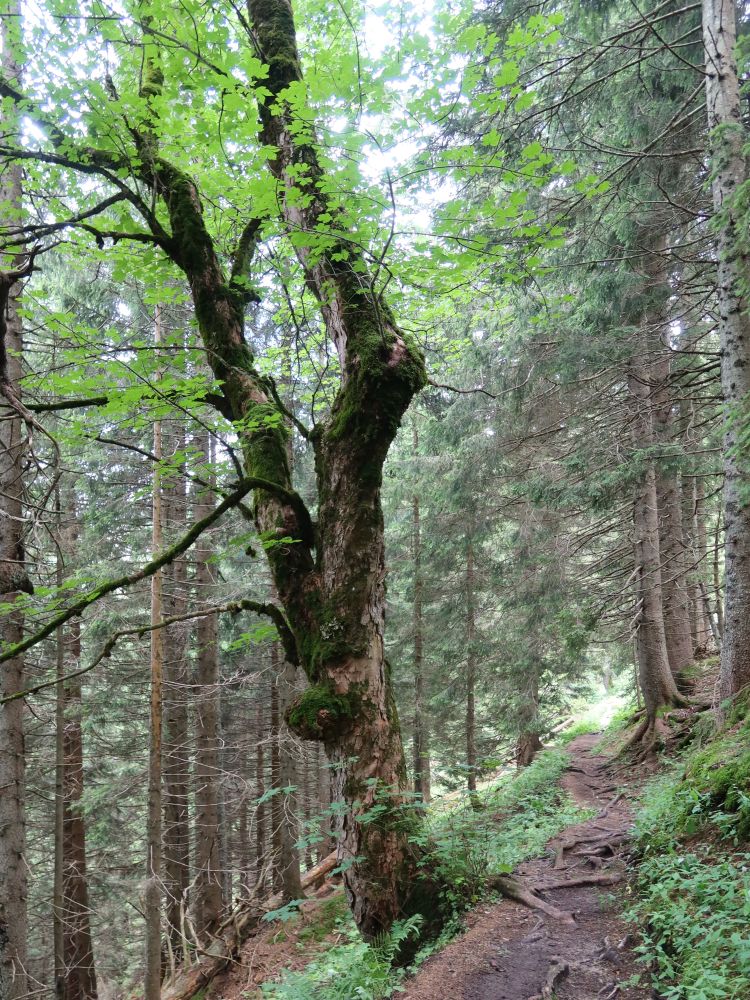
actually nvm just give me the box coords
[206,885,348,1000]
[400,734,655,1000]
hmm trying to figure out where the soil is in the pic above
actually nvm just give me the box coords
[400,734,655,1000]
[207,884,348,1000]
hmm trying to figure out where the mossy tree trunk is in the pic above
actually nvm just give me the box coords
[148,0,428,940]
[1,0,430,943]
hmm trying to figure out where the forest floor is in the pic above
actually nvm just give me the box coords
[207,730,670,1000]
[206,887,349,999]
[401,733,654,1000]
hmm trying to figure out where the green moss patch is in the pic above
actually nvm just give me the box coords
[285,683,360,741]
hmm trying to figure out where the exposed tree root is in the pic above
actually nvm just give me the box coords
[528,957,569,999]
[532,872,624,891]
[488,874,576,925]
[595,792,624,819]
[552,827,628,869]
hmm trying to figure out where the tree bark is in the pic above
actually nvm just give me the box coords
[632,459,684,725]
[162,420,191,958]
[466,533,479,799]
[193,432,223,938]
[627,244,686,729]
[269,664,283,894]
[0,4,28,993]
[702,0,750,708]
[411,420,431,803]
[145,350,165,998]
[254,695,267,894]
[516,674,543,768]
[60,616,99,1000]
[55,496,98,1000]
[276,650,305,901]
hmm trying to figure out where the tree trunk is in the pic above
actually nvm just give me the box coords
[54,496,98,1000]
[516,674,542,768]
[162,421,191,958]
[276,651,304,901]
[193,432,223,938]
[115,0,429,939]
[714,511,724,639]
[411,420,431,803]
[54,503,66,998]
[702,0,750,708]
[269,665,282,894]
[60,615,99,1000]
[627,241,686,731]
[254,696,267,894]
[316,743,334,861]
[465,532,479,800]
[645,247,693,677]
[0,4,28,992]
[145,358,165,998]
[691,476,713,654]
[632,462,684,725]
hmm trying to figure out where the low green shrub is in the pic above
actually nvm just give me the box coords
[629,720,750,998]
[629,849,750,1000]
[259,914,421,999]
[414,749,592,913]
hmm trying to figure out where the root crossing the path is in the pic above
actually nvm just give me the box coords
[401,734,651,1000]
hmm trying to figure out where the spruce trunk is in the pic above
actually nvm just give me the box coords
[0,5,28,988]
[702,0,750,708]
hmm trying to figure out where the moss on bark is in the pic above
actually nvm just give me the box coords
[285,683,362,741]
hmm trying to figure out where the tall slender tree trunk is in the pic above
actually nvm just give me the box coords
[276,651,304,901]
[60,617,98,1000]
[0,4,28,991]
[254,694,267,894]
[714,512,724,639]
[193,432,223,937]
[162,421,191,957]
[516,673,543,768]
[465,532,478,800]
[269,665,282,894]
[702,0,750,709]
[316,743,333,862]
[626,244,686,734]
[411,421,431,802]
[632,459,685,726]
[55,497,98,1000]
[54,494,66,998]
[145,345,164,997]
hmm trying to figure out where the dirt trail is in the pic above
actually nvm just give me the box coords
[401,734,652,1000]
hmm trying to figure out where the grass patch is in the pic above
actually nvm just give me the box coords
[296,894,348,945]
[415,748,593,916]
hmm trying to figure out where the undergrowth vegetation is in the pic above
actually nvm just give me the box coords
[259,749,589,998]
[627,712,750,999]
